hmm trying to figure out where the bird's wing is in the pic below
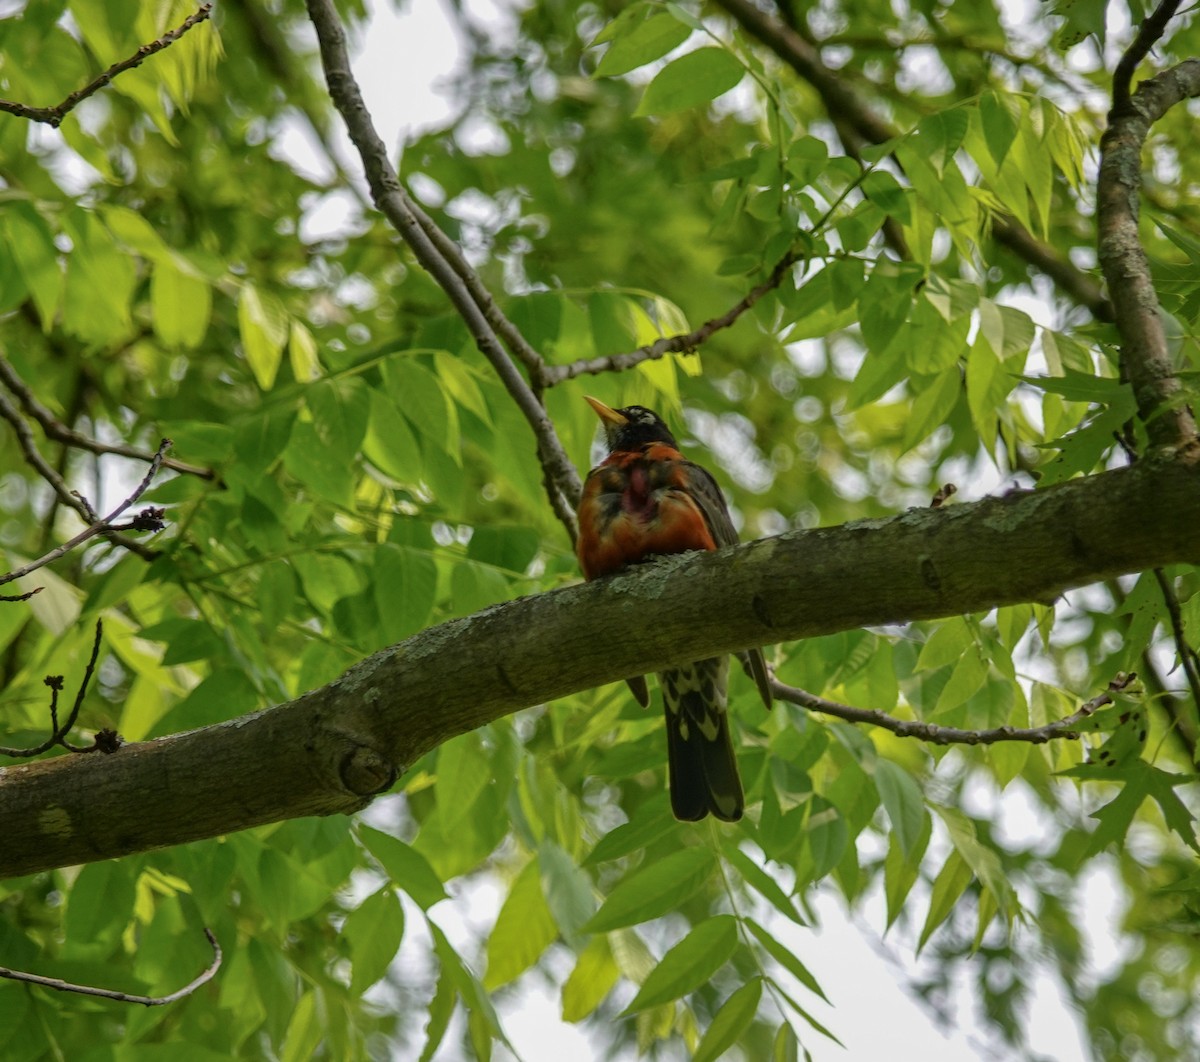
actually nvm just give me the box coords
[683,460,773,710]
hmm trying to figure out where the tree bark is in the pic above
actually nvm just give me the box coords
[2,454,1198,878]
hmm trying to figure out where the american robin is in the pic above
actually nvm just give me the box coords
[576,396,772,822]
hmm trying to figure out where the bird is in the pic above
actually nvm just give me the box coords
[575,396,772,822]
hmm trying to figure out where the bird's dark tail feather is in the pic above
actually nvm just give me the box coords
[660,658,742,822]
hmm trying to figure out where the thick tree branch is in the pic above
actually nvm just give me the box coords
[303,0,583,524]
[0,4,213,127]
[1,453,1197,878]
[1097,56,1200,449]
[714,0,1114,321]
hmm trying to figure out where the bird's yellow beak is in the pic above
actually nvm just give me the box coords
[584,395,628,427]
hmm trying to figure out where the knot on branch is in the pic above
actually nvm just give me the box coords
[340,745,398,797]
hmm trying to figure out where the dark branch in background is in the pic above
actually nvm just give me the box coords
[0,620,116,758]
[1152,567,1200,720]
[543,247,804,385]
[713,0,1115,322]
[0,928,221,1005]
[303,0,584,530]
[1098,43,1200,449]
[773,674,1134,746]
[0,439,171,589]
[0,356,214,480]
[0,4,213,127]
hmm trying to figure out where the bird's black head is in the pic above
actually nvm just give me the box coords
[585,396,679,452]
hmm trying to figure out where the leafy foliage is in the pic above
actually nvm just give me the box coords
[1,1,1199,1060]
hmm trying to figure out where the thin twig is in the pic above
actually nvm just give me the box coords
[0,390,155,564]
[0,928,221,1006]
[772,675,1130,746]
[0,5,213,127]
[0,356,214,479]
[303,0,583,528]
[0,440,171,586]
[0,619,106,758]
[543,249,802,385]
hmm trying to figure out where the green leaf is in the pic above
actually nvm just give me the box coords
[693,978,763,1062]
[343,887,404,994]
[1,202,63,326]
[418,966,457,1062]
[802,797,847,881]
[436,731,491,835]
[385,357,460,461]
[289,321,322,382]
[238,282,289,390]
[539,840,597,945]
[280,991,322,1062]
[585,796,676,865]
[723,844,806,925]
[622,915,738,1013]
[745,917,828,1001]
[934,649,988,714]
[918,849,972,951]
[374,544,437,643]
[979,91,1019,167]
[484,859,558,989]
[885,813,932,929]
[151,254,211,349]
[634,48,745,117]
[364,389,424,483]
[430,923,512,1052]
[582,847,714,932]
[595,12,691,77]
[873,759,927,857]
[358,825,448,909]
[562,935,620,1022]
[903,368,960,450]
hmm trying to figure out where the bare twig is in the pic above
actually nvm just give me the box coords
[0,620,106,758]
[0,5,213,127]
[0,928,221,1005]
[713,0,1114,321]
[303,0,583,528]
[1098,52,1200,449]
[543,249,802,385]
[773,674,1132,746]
[0,587,42,603]
[0,390,156,564]
[0,439,171,587]
[0,356,214,479]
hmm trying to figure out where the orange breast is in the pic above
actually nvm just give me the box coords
[577,447,717,579]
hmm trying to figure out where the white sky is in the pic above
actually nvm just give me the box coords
[313,2,1115,1059]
